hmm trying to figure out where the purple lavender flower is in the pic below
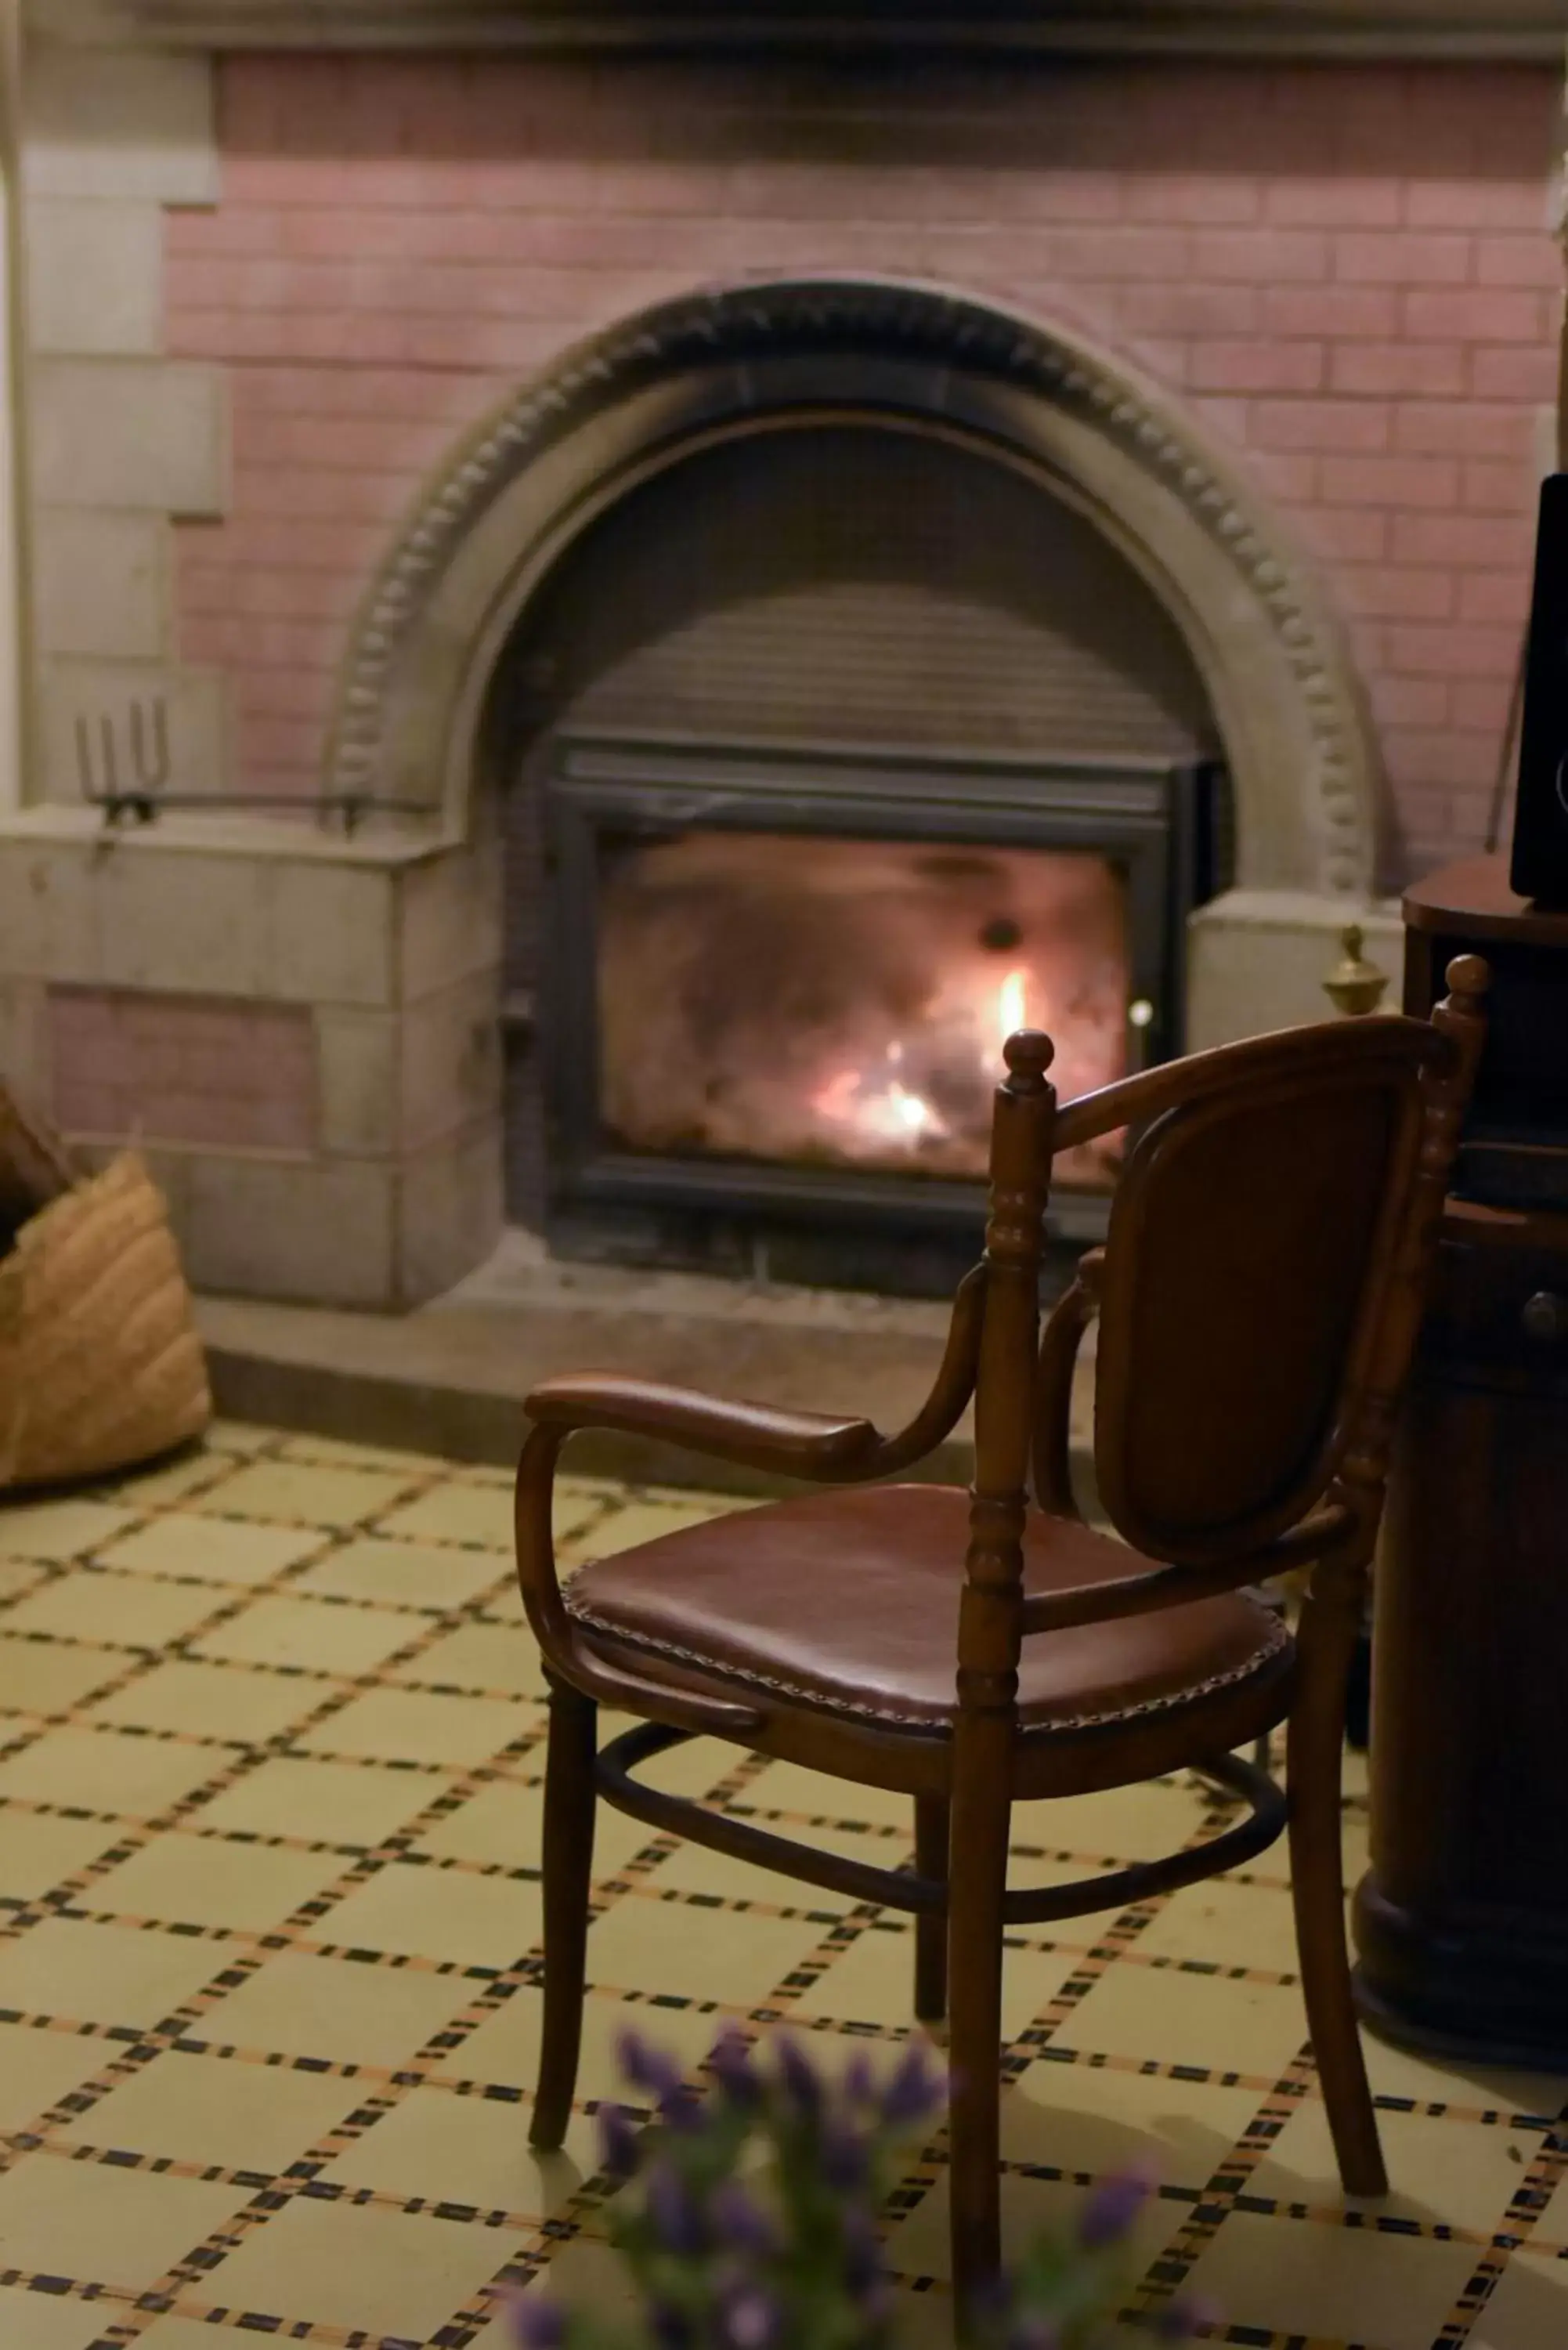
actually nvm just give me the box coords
[508,2291,567,2350]
[1077,2164,1155,2250]
[645,2160,708,2258]
[1008,2319,1060,2350]
[709,2026,761,2107]
[596,2101,640,2181]
[714,2283,782,2350]
[841,2206,883,2295]
[649,2301,693,2350]
[710,2181,778,2257]
[775,2035,824,2117]
[843,2050,876,2106]
[819,2117,869,2192]
[616,2027,687,2105]
[1156,2291,1219,2341]
[880,2042,945,2129]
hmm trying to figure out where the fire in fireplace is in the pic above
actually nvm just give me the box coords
[540,735,1219,1284]
[597,832,1128,1189]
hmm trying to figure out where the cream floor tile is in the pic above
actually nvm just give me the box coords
[204,1421,278,1454]
[193,2191,515,2337]
[0,2283,128,2350]
[294,1535,506,1613]
[0,1501,137,1562]
[2,1571,224,1653]
[93,1835,344,1934]
[1023,1778,1212,1867]
[78,2044,357,2171]
[0,2021,114,2131]
[195,1754,442,1848]
[328,2081,594,2214]
[794,1916,1080,2040]
[1132,1873,1302,1976]
[457,1979,729,2104]
[1471,2247,1568,2348]
[298,1684,534,1767]
[887,2164,1180,2288]
[1057,1950,1311,2081]
[1360,2036,1568,2123]
[193,1460,420,1529]
[1003,2053,1262,2189]
[0,1634,126,1716]
[374,1482,526,1551]
[1184,2207,1478,2350]
[191,1593,418,1676]
[583,1885,828,2008]
[0,1726,227,1819]
[741,1759,916,1832]
[196,1947,470,2066]
[0,1917,225,2028]
[86,1658,323,1744]
[95,1449,240,1507]
[0,1807,121,1899]
[1252,2095,1537,2236]
[1501,2149,1568,2243]
[580,1495,735,1556]
[98,1515,323,1587]
[413,1781,540,1871]
[0,1557,48,1606]
[648,1810,903,1914]
[326,1857,541,1969]
[392,1620,547,1697]
[0,2149,244,2290]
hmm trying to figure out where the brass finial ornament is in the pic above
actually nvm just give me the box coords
[1323,924,1390,1019]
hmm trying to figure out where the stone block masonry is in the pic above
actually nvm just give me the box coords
[164,51,1563,886]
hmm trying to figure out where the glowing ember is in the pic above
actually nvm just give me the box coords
[810,1058,951,1152]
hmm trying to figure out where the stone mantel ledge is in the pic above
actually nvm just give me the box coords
[29,0,1568,55]
[0,801,457,867]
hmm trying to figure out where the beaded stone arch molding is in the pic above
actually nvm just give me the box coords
[324,277,1379,896]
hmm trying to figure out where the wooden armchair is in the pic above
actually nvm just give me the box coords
[514,957,1489,2310]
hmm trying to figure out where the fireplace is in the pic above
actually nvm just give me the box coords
[533,735,1218,1283]
[482,378,1233,1288]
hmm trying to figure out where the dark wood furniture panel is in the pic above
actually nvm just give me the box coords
[1353,857,1568,2065]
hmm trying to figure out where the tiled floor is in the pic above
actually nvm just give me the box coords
[0,1425,1563,2350]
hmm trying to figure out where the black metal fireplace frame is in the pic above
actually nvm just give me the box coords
[542,730,1219,1254]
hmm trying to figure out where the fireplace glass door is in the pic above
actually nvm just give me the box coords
[597,830,1129,1189]
[540,735,1213,1254]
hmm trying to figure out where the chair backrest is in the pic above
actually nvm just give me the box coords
[1089,1024,1436,1565]
[963,964,1487,1607]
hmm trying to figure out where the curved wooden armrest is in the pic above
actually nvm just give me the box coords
[515,1422,764,1738]
[524,1375,880,1477]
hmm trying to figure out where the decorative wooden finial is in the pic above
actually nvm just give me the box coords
[1323,924,1390,1019]
[1002,1029,1054,1090]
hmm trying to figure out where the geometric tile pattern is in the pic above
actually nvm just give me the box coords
[1,1426,1565,2350]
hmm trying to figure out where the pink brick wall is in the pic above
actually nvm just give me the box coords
[49,989,316,1153]
[169,54,1563,886]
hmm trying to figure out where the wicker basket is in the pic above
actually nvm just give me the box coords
[0,1149,212,1492]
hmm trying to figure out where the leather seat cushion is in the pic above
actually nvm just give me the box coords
[565,1484,1289,1734]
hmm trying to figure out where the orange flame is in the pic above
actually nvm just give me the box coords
[998,967,1028,1042]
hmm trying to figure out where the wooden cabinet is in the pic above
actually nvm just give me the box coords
[1352,858,1568,2066]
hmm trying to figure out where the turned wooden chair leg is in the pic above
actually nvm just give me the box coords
[914,1795,950,2025]
[530,1676,598,2150]
[945,1791,1010,2316]
[1287,1583,1387,2200]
